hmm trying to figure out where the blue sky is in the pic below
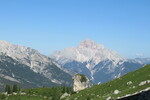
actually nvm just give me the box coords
[0,0,150,58]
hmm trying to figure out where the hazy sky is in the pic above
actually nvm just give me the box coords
[0,0,150,58]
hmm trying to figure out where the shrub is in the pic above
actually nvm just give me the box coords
[77,74,87,82]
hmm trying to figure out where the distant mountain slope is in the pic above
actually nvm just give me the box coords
[68,64,150,100]
[0,54,56,91]
[0,40,72,88]
[51,39,148,83]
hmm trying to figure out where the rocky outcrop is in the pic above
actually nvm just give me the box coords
[72,74,90,92]
[60,93,70,99]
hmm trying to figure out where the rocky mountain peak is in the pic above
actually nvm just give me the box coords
[0,40,39,64]
[0,40,12,47]
[78,39,104,49]
[0,40,72,85]
[0,40,34,54]
[51,39,126,75]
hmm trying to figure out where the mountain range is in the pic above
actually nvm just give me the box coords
[0,40,72,91]
[0,39,150,91]
[51,39,150,84]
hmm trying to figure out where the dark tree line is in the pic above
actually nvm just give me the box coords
[5,84,20,94]
[62,86,73,94]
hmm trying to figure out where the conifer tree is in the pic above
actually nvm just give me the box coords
[5,85,11,94]
[18,86,21,92]
[5,85,8,93]
[62,86,66,93]
[12,84,18,93]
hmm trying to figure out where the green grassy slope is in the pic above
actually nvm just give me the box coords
[1,95,47,100]
[0,86,73,100]
[68,64,150,100]
[0,65,149,100]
